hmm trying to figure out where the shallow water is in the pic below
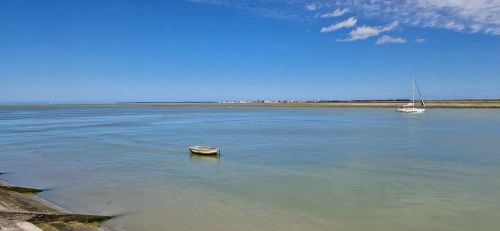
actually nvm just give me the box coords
[0,105,499,230]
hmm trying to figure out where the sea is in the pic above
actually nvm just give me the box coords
[1,105,499,230]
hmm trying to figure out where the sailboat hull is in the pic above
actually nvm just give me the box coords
[397,108,425,113]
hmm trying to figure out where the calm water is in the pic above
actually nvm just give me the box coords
[1,105,499,230]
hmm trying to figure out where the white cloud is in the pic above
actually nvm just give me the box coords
[444,21,465,31]
[328,0,500,35]
[189,0,500,35]
[342,21,399,41]
[320,8,349,18]
[320,17,357,33]
[305,4,317,11]
[470,24,482,33]
[376,35,407,45]
[485,27,500,35]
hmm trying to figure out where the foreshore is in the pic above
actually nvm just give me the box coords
[124,100,500,108]
[0,180,111,231]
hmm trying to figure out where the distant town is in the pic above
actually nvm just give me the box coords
[122,99,500,108]
[218,99,412,104]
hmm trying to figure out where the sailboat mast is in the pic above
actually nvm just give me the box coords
[412,76,415,108]
[415,78,425,107]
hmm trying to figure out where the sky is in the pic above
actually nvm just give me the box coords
[0,0,499,103]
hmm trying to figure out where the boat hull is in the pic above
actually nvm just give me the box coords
[397,108,425,113]
[189,146,220,155]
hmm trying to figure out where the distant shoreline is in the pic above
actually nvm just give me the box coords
[123,100,500,108]
[1,100,499,108]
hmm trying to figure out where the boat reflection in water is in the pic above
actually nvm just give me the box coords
[189,153,220,164]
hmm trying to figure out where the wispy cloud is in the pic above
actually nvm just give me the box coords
[186,0,302,20]
[341,21,399,41]
[444,21,465,31]
[305,4,317,11]
[320,8,349,18]
[328,0,500,35]
[376,35,407,45]
[415,37,427,43]
[187,0,500,35]
[320,17,357,33]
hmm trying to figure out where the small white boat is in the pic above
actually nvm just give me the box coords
[397,76,426,113]
[397,107,425,113]
[189,146,220,155]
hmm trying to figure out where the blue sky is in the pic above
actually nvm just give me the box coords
[0,0,499,103]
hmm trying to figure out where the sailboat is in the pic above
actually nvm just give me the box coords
[397,76,426,113]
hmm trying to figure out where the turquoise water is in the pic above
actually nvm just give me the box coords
[1,105,499,230]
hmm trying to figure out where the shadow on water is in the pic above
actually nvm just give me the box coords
[110,211,136,220]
